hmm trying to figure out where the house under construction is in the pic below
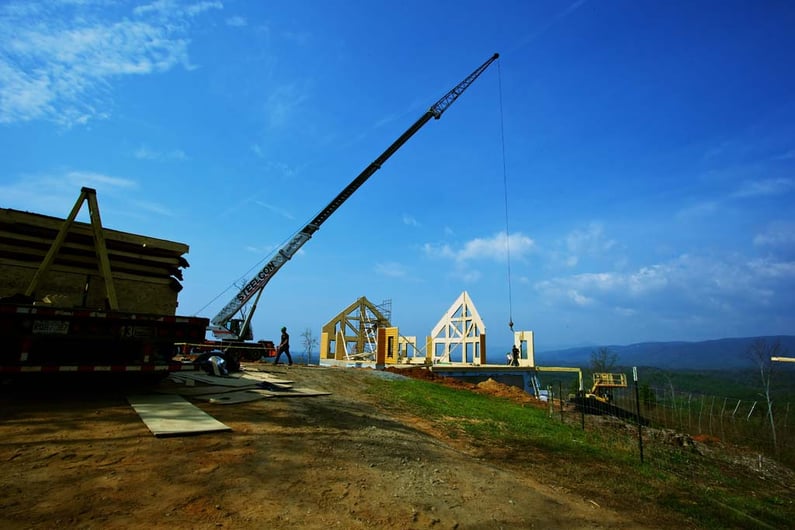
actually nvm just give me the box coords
[317,291,546,396]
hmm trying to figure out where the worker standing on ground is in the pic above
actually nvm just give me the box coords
[275,326,293,366]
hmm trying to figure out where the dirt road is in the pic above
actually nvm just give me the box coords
[0,365,655,529]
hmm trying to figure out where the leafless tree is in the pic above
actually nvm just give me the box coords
[301,327,318,364]
[590,346,618,372]
[747,339,785,454]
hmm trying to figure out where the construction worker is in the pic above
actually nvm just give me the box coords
[511,345,520,366]
[274,326,293,366]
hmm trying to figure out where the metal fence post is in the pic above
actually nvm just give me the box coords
[633,367,644,464]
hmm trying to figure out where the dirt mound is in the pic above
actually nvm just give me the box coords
[387,367,542,406]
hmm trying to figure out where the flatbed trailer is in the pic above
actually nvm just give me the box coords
[0,187,206,375]
[0,302,207,374]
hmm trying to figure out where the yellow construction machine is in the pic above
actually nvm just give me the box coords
[587,372,628,404]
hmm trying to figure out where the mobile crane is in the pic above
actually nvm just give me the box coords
[195,53,500,369]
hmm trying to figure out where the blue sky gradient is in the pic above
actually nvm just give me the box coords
[1,0,793,351]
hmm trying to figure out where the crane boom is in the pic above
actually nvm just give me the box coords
[211,53,499,333]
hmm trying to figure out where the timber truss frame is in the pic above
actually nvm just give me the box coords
[320,296,391,361]
[429,291,486,365]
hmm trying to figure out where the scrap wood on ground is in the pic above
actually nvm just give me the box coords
[128,369,332,436]
[162,370,330,404]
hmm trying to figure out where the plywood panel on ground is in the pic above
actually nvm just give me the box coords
[127,393,231,437]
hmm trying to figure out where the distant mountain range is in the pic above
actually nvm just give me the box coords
[535,336,795,370]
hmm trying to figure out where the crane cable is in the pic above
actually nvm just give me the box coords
[497,60,514,333]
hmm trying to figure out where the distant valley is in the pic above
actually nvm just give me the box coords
[533,335,795,370]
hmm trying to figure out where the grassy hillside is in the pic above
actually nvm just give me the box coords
[366,374,795,529]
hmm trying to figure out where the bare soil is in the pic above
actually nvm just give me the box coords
[1,364,682,529]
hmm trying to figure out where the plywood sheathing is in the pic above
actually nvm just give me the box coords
[127,393,232,437]
[162,370,329,405]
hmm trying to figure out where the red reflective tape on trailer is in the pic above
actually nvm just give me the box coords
[0,365,188,373]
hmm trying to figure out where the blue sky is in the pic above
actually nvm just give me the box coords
[1,0,794,352]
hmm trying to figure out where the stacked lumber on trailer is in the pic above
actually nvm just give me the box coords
[0,207,191,315]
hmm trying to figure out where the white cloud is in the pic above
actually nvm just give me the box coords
[226,16,247,27]
[422,232,534,285]
[451,268,482,283]
[134,0,222,18]
[402,214,419,227]
[747,257,795,280]
[675,200,719,220]
[65,170,137,189]
[253,200,295,220]
[568,289,593,306]
[134,145,188,161]
[753,222,795,249]
[423,231,535,263]
[0,170,138,217]
[563,222,616,267]
[129,199,177,217]
[534,252,794,317]
[731,177,793,198]
[282,30,311,46]
[0,0,220,126]
[265,83,309,128]
[772,149,795,161]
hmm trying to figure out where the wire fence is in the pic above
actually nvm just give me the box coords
[544,380,795,470]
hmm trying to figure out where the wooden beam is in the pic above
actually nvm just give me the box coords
[0,257,179,286]
[0,230,187,266]
[24,188,90,298]
[0,207,189,254]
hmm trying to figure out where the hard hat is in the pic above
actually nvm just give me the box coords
[281,326,286,331]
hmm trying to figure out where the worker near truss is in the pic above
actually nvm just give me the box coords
[274,326,293,366]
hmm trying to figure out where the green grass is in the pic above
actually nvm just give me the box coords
[365,375,795,529]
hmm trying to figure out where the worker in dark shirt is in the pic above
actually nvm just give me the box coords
[275,326,293,366]
[511,345,520,366]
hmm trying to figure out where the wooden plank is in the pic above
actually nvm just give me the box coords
[206,391,273,405]
[237,372,295,385]
[156,385,254,397]
[178,372,262,387]
[127,393,231,437]
[0,208,189,254]
[0,258,180,284]
[0,243,180,276]
[248,387,331,397]
[0,231,184,266]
